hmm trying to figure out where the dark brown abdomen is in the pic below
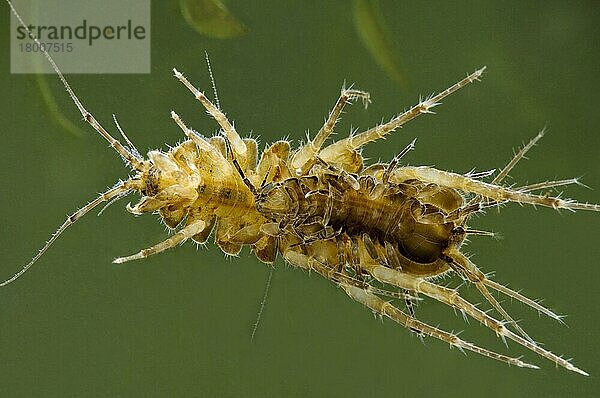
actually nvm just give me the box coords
[330,188,455,264]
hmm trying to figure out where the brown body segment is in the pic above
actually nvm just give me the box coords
[256,172,463,277]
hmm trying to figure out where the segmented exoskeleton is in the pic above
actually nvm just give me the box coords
[4,0,599,376]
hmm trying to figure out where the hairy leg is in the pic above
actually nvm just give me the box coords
[173,68,247,162]
[291,88,370,174]
[319,68,485,171]
[364,262,587,375]
[341,283,539,370]
[113,220,206,263]
[391,166,599,212]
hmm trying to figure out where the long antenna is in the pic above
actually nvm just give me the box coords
[3,1,146,285]
[250,267,273,342]
[1,182,133,286]
[205,51,221,110]
[5,0,144,169]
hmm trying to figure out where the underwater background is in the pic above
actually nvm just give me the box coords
[1,1,599,396]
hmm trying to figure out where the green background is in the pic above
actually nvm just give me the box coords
[1,1,599,396]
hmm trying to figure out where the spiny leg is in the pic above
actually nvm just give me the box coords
[172,68,247,162]
[282,246,419,302]
[447,249,564,322]
[442,252,535,343]
[341,283,539,370]
[304,239,588,376]
[493,128,546,186]
[392,166,600,212]
[484,279,566,322]
[465,169,497,180]
[382,138,417,183]
[462,129,546,220]
[1,181,136,286]
[313,87,371,148]
[401,285,424,338]
[470,179,590,214]
[291,88,370,173]
[517,178,584,193]
[365,263,587,375]
[461,130,588,218]
[319,67,485,161]
[113,220,206,263]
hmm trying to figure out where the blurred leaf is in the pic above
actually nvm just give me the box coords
[180,0,248,39]
[353,0,407,88]
[33,73,84,137]
[27,1,83,137]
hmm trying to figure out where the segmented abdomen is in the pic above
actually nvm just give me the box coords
[257,171,466,277]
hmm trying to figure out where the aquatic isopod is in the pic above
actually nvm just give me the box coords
[4,0,599,376]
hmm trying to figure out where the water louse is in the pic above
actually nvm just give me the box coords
[4,0,599,376]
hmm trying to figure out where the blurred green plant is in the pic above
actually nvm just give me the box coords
[29,0,248,139]
[353,0,407,88]
[180,0,248,39]
[28,1,83,137]
[33,72,83,137]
